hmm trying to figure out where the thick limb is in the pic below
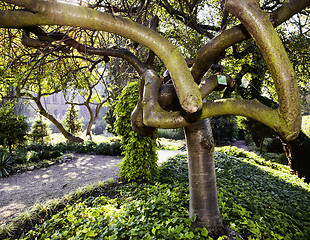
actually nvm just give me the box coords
[226,0,301,141]
[1,0,202,114]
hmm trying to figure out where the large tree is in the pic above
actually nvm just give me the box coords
[0,0,309,237]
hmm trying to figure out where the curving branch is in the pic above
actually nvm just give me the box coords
[21,26,147,75]
[32,92,84,143]
[191,0,310,83]
[142,68,296,141]
[226,0,301,141]
[0,0,202,114]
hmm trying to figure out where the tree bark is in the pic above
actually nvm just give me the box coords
[35,97,84,143]
[184,119,225,238]
[281,131,310,183]
[85,117,95,141]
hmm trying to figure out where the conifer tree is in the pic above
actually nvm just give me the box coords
[63,104,83,135]
[29,115,50,142]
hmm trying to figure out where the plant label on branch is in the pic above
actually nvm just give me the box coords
[217,75,227,86]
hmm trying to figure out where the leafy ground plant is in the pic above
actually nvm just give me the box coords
[15,149,309,240]
[0,151,13,177]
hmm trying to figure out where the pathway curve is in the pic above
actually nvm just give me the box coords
[231,140,249,151]
[0,151,180,224]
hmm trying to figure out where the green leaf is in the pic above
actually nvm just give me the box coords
[201,228,209,237]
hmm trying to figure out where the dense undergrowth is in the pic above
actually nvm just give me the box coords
[1,146,309,239]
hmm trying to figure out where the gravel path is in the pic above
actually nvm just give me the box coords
[0,151,181,224]
[231,140,249,151]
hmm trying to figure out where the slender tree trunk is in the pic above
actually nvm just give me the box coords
[85,117,95,141]
[35,98,84,143]
[184,119,225,237]
[259,136,265,154]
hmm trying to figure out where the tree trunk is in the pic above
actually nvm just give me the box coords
[281,131,310,183]
[35,98,84,143]
[184,119,225,237]
[259,136,265,154]
[85,117,95,141]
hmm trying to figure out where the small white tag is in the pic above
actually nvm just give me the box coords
[217,75,227,85]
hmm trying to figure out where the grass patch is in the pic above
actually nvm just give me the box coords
[2,148,310,239]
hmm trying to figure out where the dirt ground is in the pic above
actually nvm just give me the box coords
[0,154,122,224]
[0,150,181,224]
[231,140,249,151]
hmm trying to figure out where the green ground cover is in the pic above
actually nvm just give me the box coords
[14,147,309,240]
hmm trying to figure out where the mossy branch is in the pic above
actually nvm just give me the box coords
[226,0,301,140]
[1,0,202,114]
[142,69,291,139]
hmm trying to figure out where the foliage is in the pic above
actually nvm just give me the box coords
[28,149,63,163]
[157,129,185,140]
[0,150,13,177]
[24,139,121,156]
[211,115,239,145]
[237,116,275,148]
[22,177,211,240]
[18,149,310,240]
[95,140,122,156]
[264,137,285,154]
[283,33,310,113]
[114,81,158,181]
[28,116,50,142]
[63,104,83,135]
[302,115,310,137]
[215,146,310,239]
[0,101,28,152]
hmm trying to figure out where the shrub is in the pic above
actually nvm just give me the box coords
[264,137,284,153]
[28,116,50,142]
[109,140,122,156]
[25,142,54,152]
[94,142,109,155]
[63,104,83,134]
[95,140,122,156]
[211,115,238,145]
[12,148,28,165]
[0,151,13,177]
[50,150,62,159]
[114,81,158,181]
[0,101,28,152]
[73,141,97,153]
[157,128,185,140]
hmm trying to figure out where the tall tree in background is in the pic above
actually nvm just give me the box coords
[63,104,83,135]
[0,0,309,237]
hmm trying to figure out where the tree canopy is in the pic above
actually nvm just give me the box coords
[0,0,308,143]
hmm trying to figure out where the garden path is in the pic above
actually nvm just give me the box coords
[0,150,180,224]
[231,140,249,151]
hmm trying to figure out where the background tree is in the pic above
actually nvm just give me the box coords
[29,115,50,142]
[0,101,28,152]
[63,104,83,135]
